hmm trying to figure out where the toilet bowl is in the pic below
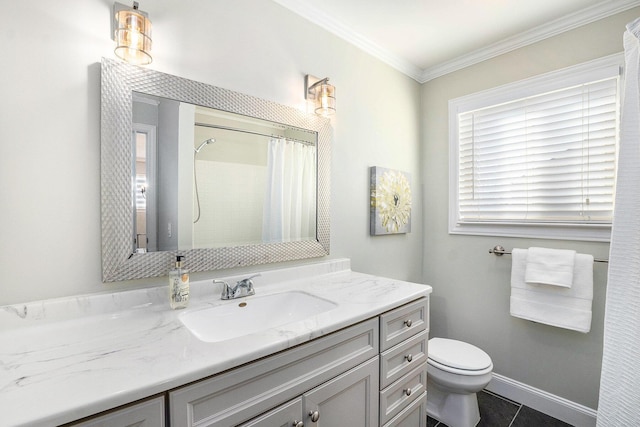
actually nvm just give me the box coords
[427,338,493,427]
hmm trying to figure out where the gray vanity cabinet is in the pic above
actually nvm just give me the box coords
[66,297,430,427]
[169,319,379,426]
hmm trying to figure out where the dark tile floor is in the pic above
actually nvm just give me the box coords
[427,390,574,427]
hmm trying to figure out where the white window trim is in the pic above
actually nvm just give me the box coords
[448,53,623,242]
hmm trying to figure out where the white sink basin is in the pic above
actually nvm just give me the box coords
[179,291,337,343]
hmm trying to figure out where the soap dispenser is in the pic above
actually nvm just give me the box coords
[169,255,189,309]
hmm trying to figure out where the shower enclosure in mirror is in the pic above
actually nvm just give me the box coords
[132,94,317,252]
[101,58,331,282]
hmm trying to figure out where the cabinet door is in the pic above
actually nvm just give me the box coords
[303,357,379,427]
[239,398,304,427]
[69,396,165,427]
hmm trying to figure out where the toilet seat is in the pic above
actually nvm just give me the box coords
[428,338,493,376]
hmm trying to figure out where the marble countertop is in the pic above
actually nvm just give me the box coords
[0,259,431,426]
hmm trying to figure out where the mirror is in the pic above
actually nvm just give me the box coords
[132,94,318,252]
[101,58,331,282]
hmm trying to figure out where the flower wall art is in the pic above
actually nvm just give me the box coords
[370,166,412,235]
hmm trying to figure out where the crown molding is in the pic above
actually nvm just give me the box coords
[419,0,639,83]
[271,0,424,81]
[273,0,639,84]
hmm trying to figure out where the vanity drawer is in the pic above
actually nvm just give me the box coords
[379,363,427,426]
[383,391,426,427]
[380,297,429,351]
[380,330,428,389]
[169,318,378,427]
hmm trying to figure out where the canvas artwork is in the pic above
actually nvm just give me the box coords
[370,166,412,235]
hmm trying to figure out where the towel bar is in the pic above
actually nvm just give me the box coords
[489,245,608,263]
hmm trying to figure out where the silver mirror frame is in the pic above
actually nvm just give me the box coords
[101,58,331,282]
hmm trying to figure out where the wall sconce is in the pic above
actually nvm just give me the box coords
[112,2,152,65]
[305,75,336,117]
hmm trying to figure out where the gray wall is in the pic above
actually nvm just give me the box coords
[0,0,422,303]
[421,7,640,409]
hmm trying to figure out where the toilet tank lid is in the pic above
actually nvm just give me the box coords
[428,337,492,371]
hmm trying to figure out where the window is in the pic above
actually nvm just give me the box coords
[449,55,622,242]
[135,174,147,210]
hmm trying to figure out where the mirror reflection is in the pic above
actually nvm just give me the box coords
[132,93,318,253]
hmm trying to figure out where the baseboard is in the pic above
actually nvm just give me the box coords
[485,373,597,427]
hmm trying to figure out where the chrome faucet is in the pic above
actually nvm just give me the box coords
[214,274,261,300]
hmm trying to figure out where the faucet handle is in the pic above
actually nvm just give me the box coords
[213,279,233,300]
[234,273,260,297]
[242,273,261,282]
[236,273,261,287]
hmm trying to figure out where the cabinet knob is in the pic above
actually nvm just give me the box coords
[404,319,413,327]
[293,421,304,427]
[309,410,320,423]
[405,353,413,362]
[404,387,413,396]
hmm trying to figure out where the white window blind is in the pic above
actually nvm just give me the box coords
[449,55,622,241]
[458,77,618,223]
[136,174,146,210]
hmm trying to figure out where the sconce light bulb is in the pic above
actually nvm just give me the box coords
[315,82,336,116]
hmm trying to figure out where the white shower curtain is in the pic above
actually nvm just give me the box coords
[596,17,640,426]
[262,138,316,243]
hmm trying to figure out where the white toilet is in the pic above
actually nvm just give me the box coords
[427,338,493,427]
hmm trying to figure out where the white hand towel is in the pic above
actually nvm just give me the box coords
[510,248,593,333]
[525,247,576,288]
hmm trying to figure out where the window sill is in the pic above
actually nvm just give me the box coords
[449,221,611,242]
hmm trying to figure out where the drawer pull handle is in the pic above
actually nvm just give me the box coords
[293,421,304,427]
[404,319,413,327]
[404,387,413,396]
[405,353,413,362]
[309,410,320,423]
